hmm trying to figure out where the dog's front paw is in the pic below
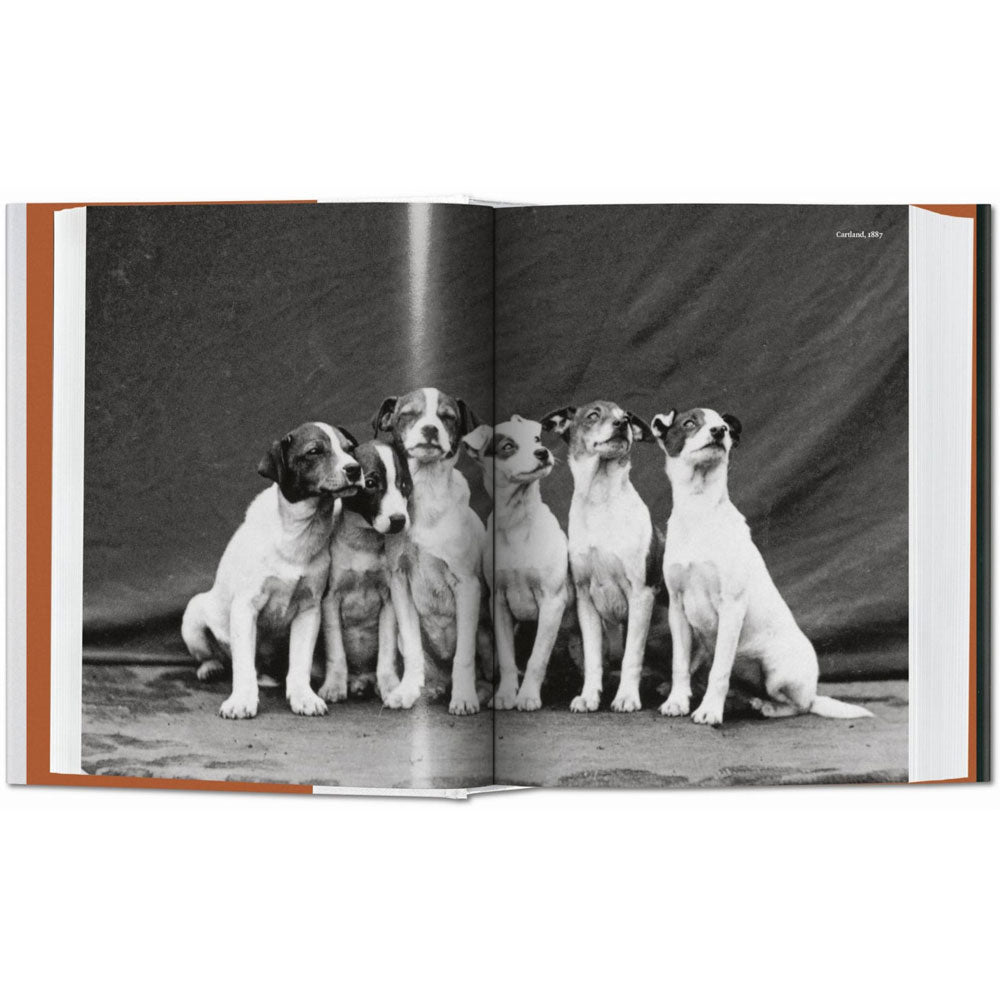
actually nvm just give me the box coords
[611,689,642,713]
[515,684,543,712]
[449,684,481,716]
[659,693,691,717]
[318,675,348,704]
[384,681,421,710]
[197,659,225,682]
[691,700,723,726]
[219,691,258,719]
[288,688,329,717]
[489,682,519,711]
[376,670,400,701]
[570,690,600,713]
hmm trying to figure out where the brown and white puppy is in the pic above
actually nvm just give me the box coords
[463,416,571,711]
[651,406,873,725]
[182,422,362,719]
[373,388,488,715]
[319,439,413,704]
[542,400,661,712]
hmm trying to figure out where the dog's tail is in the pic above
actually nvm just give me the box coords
[809,695,873,719]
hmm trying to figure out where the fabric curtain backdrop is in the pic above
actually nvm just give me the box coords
[84,202,907,684]
[495,205,908,681]
[83,203,494,659]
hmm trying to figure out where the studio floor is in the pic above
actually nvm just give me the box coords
[82,665,908,790]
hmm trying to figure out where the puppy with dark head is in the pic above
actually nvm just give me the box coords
[541,400,661,712]
[319,439,412,704]
[181,422,361,719]
[651,406,871,725]
[372,388,490,715]
[463,415,571,711]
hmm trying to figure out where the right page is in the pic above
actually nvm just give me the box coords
[492,204,908,788]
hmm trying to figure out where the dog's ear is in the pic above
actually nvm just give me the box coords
[626,411,655,443]
[462,425,493,461]
[722,413,742,448]
[371,397,398,436]
[650,411,676,440]
[455,398,480,437]
[540,406,577,442]
[257,435,289,484]
[336,426,360,451]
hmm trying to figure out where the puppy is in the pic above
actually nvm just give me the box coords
[319,439,412,704]
[463,416,571,710]
[373,388,488,715]
[182,422,362,719]
[542,400,661,712]
[651,406,873,725]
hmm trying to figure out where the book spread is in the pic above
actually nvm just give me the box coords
[5,200,991,796]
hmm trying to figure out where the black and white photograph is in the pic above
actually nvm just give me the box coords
[79,201,908,789]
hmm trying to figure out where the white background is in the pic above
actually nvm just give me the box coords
[2,3,997,997]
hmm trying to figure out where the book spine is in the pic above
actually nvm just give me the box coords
[975,205,991,782]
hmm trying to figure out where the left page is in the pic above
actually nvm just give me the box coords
[64,201,495,793]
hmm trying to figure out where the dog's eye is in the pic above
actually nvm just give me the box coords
[440,411,456,423]
[500,442,515,455]
[683,420,695,430]
[400,482,411,497]
[586,411,599,422]
[304,446,322,456]
[364,477,378,489]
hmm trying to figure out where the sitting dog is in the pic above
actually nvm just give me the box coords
[319,439,412,704]
[650,406,873,725]
[181,422,362,719]
[373,388,488,715]
[542,400,661,712]
[463,415,571,710]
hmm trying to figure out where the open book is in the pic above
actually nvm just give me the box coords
[5,200,990,797]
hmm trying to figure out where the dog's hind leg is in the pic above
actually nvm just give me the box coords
[748,696,801,719]
[182,593,226,682]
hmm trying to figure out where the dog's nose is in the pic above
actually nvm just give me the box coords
[345,463,362,482]
[421,425,439,442]
[534,448,550,463]
[388,514,407,533]
[711,426,726,441]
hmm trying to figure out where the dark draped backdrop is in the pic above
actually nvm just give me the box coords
[83,203,494,659]
[495,204,908,680]
[83,202,907,682]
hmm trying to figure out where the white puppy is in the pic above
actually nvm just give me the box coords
[542,400,661,713]
[182,422,362,719]
[463,416,571,711]
[373,388,488,715]
[651,406,873,726]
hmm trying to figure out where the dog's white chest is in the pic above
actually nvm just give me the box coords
[667,560,722,638]
[664,507,753,641]
[331,538,389,624]
[569,489,651,623]
[492,506,567,622]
